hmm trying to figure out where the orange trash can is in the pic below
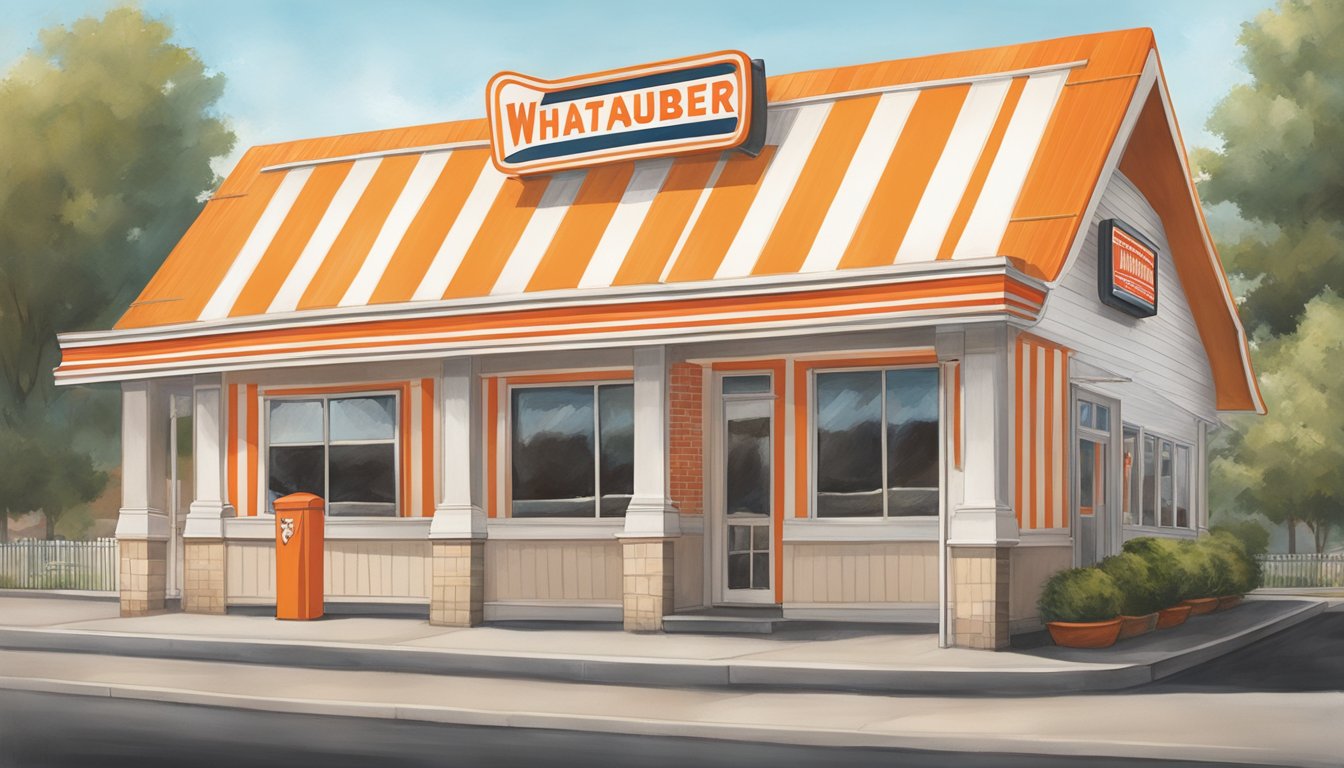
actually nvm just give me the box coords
[274,493,325,620]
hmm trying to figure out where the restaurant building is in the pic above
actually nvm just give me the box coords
[56,28,1262,649]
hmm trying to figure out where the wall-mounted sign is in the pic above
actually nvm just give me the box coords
[1098,219,1158,318]
[487,51,765,176]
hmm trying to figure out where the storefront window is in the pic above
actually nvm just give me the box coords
[1122,426,1139,525]
[814,368,938,517]
[511,383,633,518]
[1128,428,1194,531]
[267,394,398,516]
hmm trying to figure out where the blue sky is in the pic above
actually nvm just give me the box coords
[2,0,1271,178]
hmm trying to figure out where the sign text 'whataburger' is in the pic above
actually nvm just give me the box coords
[487,51,765,176]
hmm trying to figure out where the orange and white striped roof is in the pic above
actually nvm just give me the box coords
[63,28,1262,412]
[118,29,1159,330]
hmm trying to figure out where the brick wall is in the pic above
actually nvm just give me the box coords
[669,362,703,516]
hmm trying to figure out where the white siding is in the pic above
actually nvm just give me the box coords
[1033,170,1215,442]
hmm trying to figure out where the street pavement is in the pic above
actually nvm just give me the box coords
[0,689,1263,768]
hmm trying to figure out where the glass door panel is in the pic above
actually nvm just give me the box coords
[719,376,773,602]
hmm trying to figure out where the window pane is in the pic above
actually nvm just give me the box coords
[1094,404,1110,432]
[815,371,882,517]
[268,445,324,512]
[726,399,771,515]
[885,369,938,516]
[598,384,634,518]
[330,396,396,441]
[722,375,771,395]
[1175,445,1190,528]
[269,400,323,444]
[1141,435,1157,526]
[329,443,397,516]
[511,386,595,517]
[1122,428,1139,525]
[1079,440,1095,509]
[1159,440,1174,527]
[728,553,750,589]
[1078,400,1093,430]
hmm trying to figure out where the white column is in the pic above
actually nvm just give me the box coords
[946,324,1019,546]
[183,375,235,539]
[621,346,680,538]
[115,380,171,541]
[430,357,485,539]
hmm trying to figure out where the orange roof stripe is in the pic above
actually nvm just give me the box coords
[231,161,353,316]
[840,84,968,269]
[442,176,550,299]
[368,149,490,304]
[297,154,419,310]
[664,146,777,282]
[527,164,634,292]
[937,76,1028,260]
[611,155,719,285]
[752,95,880,276]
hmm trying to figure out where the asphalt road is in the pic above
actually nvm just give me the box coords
[0,689,1231,768]
[1144,611,1344,693]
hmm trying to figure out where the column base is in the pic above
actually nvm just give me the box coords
[183,539,227,615]
[950,546,1011,650]
[430,540,484,627]
[621,539,675,632]
[118,539,167,617]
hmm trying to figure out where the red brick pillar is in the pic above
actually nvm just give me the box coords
[669,362,703,518]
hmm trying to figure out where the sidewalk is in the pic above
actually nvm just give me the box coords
[0,594,1325,695]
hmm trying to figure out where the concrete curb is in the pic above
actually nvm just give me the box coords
[0,675,1327,767]
[0,589,117,602]
[0,600,1325,696]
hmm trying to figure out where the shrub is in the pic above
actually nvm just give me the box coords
[1209,519,1270,557]
[1122,537,1186,607]
[1173,541,1220,600]
[1038,567,1123,623]
[1099,552,1165,616]
[1199,531,1262,594]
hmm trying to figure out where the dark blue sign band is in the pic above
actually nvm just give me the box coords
[539,63,737,106]
[504,116,739,164]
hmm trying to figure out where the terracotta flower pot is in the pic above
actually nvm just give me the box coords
[1156,605,1193,629]
[1046,618,1123,649]
[1183,597,1219,616]
[1117,612,1159,640]
[1216,595,1243,611]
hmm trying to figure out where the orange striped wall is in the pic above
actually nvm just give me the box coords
[1014,335,1070,530]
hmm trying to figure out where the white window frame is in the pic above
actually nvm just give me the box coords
[808,364,941,520]
[262,389,402,517]
[1122,423,1195,532]
[505,379,634,520]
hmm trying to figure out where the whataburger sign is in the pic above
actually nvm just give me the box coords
[487,51,765,176]
[1098,219,1159,318]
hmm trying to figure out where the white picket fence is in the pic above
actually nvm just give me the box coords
[1256,554,1344,588]
[0,539,119,591]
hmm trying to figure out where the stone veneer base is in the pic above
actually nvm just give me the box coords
[430,540,485,627]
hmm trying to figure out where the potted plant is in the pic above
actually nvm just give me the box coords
[1099,552,1162,639]
[1176,543,1220,615]
[1123,537,1191,628]
[1038,567,1124,648]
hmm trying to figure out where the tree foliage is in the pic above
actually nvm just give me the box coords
[0,8,233,538]
[1212,293,1344,553]
[1193,0,1344,335]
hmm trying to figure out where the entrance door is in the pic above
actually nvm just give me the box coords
[1073,393,1117,566]
[715,374,774,604]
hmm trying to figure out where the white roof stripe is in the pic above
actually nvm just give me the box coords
[267,158,381,313]
[952,70,1069,260]
[895,78,1013,264]
[198,166,312,321]
[490,171,586,295]
[578,158,673,289]
[337,150,452,307]
[410,162,507,301]
[714,103,831,279]
[800,91,918,273]
[658,153,729,283]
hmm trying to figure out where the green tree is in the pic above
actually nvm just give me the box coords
[1192,0,1344,336]
[0,7,233,540]
[1212,293,1344,553]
